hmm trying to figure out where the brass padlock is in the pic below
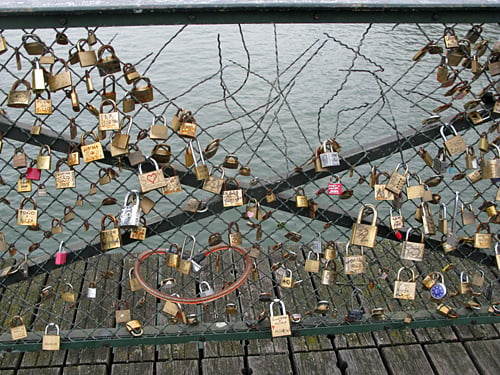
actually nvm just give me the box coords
[474,223,492,249]
[98,167,112,185]
[269,300,291,337]
[228,221,243,246]
[459,271,471,295]
[137,157,167,192]
[22,33,45,55]
[405,173,423,200]
[248,243,261,258]
[321,260,337,285]
[32,59,46,93]
[69,118,77,139]
[421,202,436,235]
[36,144,52,170]
[63,206,75,223]
[131,77,153,103]
[478,132,489,152]
[191,140,209,180]
[7,79,32,108]
[34,92,52,116]
[66,143,80,167]
[97,45,121,76]
[223,154,239,169]
[17,197,38,226]
[440,124,466,156]
[178,111,197,139]
[386,163,408,195]
[0,231,6,252]
[122,93,136,113]
[130,216,147,241]
[150,143,171,164]
[203,138,221,160]
[480,143,500,181]
[55,159,76,189]
[77,38,97,67]
[178,235,198,275]
[48,58,72,92]
[98,98,120,131]
[465,145,479,169]
[350,204,378,248]
[203,166,225,194]
[51,218,63,234]
[295,187,308,207]
[488,53,500,76]
[438,203,448,234]
[436,304,458,319]
[100,214,122,251]
[304,251,320,273]
[61,283,76,303]
[280,269,294,288]
[115,300,131,323]
[149,114,168,140]
[165,243,181,268]
[495,242,500,271]
[126,320,143,337]
[123,63,141,84]
[436,56,449,83]
[465,25,483,43]
[208,232,223,247]
[162,166,182,195]
[444,27,459,49]
[17,173,32,193]
[0,33,8,55]
[13,147,27,169]
[461,203,476,225]
[324,241,336,260]
[127,143,146,167]
[42,323,60,351]
[344,242,366,274]
[393,267,417,300]
[80,131,104,163]
[374,172,395,201]
[102,75,116,102]
[418,147,433,167]
[313,146,327,173]
[10,316,28,341]
[223,177,244,207]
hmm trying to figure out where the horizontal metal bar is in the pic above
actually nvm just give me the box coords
[0,3,499,29]
[0,313,498,352]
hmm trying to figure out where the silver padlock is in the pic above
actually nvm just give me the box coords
[118,190,141,228]
[87,282,97,299]
[199,281,214,298]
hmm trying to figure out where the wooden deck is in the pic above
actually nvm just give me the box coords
[0,249,499,374]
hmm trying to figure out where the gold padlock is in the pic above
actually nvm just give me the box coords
[178,111,197,139]
[123,63,141,84]
[228,221,243,246]
[61,283,76,302]
[178,235,197,275]
[324,241,337,260]
[440,124,466,156]
[115,300,131,323]
[130,216,147,241]
[98,98,120,131]
[374,172,395,201]
[166,243,181,268]
[269,300,291,337]
[17,173,32,193]
[42,323,60,351]
[401,227,425,262]
[77,38,97,67]
[22,33,45,55]
[17,197,38,226]
[10,316,28,341]
[7,79,32,108]
[444,27,459,49]
[149,114,168,140]
[131,77,154,103]
[63,206,75,223]
[36,144,52,170]
[295,188,308,208]
[48,58,72,92]
[54,159,76,189]
[0,33,8,55]
[393,267,417,300]
[304,251,320,273]
[350,204,378,248]
[97,45,121,76]
[32,59,46,93]
[51,218,63,234]
[102,75,117,102]
[150,143,171,165]
[137,157,167,193]
[474,223,492,249]
[80,131,105,163]
[203,166,225,194]
[280,269,294,288]
[459,271,471,295]
[321,260,337,285]
[386,163,408,195]
[190,140,209,180]
[222,177,244,207]
[100,214,122,251]
[344,242,366,275]
[126,320,143,337]
[422,202,436,235]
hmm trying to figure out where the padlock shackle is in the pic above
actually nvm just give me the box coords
[199,280,212,293]
[439,202,447,218]
[115,299,129,310]
[123,190,140,207]
[101,214,118,230]
[270,299,286,317]
[119,115,133,135]
[19,197,37,210]
[189,139,205,166]
[65,282,74,291]
[350,288,364,309]
[396,266,416,282]
[356,204,378,225]
[345,241,364,256]
[44,323,60,335]
[460,271,469,282]
[324,260,337,272]
[99,98,117,112]
[80,131,99,145]
[58,240,66,254]
[405,227,424,243]
[181,234,196,259]
[10,315,25,328]
[475,222,491,233]
[38,144,51,156]
[137,157,160,175]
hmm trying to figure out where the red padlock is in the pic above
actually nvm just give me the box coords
[26,161,41,181]
[327,175,343,195]
[55,240,67,265]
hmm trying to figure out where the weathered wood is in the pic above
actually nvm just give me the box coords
[111,362,154,374]
[62,365,108,374]
[425,342,478,375]
[338,348,388,375]
[464,339,500,375]
[17,368,61,375]
[157,342,200,360]
[156,359,198,373]
[247,354,293,375]
[294,351,342,375]
[381,344,434,375]
[202,356,244,373]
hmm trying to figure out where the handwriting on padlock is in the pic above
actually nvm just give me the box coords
[271,315,290,334]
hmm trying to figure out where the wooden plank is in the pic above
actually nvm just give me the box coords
[21,259,86,368]
[157,343,199,360]
[247,354,293,375]
[454,324,499,340]
[65,254,118,365]
[338,348,388,375]
[381,345,434,375]
[156,359,198,373]
[111,362,154,375]
[17,368,61,375]
[464,339,500,375]
[202,356,244,373]
[0,370,14,375]
[0,352,22,370]
[425,342,478,375]
[294,351,342,375]
[62,365,108,374]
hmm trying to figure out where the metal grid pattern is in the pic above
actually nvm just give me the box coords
[0,21,499,351]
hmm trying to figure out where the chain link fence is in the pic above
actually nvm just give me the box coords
[0,19,499,351]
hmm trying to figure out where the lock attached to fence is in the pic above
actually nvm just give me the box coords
[150,115,168,140]
[97,45,121,76]
[344,242,366,275]
[115,300,131,323]
[55,240,67,265]
[100,214,122,251]
[203,166,225,194]
[474,223,492,249]
[118,190,142,228]
[401,227,425,262]
[61,282,76,303]
[189,140,209,180]
[350,204,378,248]
[386,163,408,195]
[17,197,38,226]
[178,235,199,275]
[80,131,105,163]
[42,323,60,351]
[345,289,365,322]
[112,115,133,150]
[321,260,337,285]
[199,281,214,298]
[10,316,28,341]
[137,157,167,193]
[228,221,242,246]
[393,267,417,300]
[270,299,291,337]
[223,177,244,207]
[304,251,320,273]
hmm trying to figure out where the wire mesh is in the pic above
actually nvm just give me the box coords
[0,22,499,351]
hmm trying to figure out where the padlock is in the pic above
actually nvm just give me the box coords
[429,272,447,300]
[203,166,225,194]
[239,164,251,176]
[474,223,492,249]
[480,143,500,182]
[101,75,117,103]
[131,77,153,103]
[350,204,378,248]
[488,53,500,76]
[118,190,142,228]
[444,27,459,49]
[280,269,294,288]
[137,157,167,192]
[100,214,122,251]
[80,131,105,163]
[178,111,197,138]
[18,173,33,192]
[32,59,46,93]
[208,232,223,247]
[34,91,52,116]
[465,145,479,169]
[432,147,449,173]
[228,221,243,246]
[0,33,8,55]
[38,184,47,197]
[150,143,171,165]
[171,108,184,132]
[304,251,320,273]
[389,207,404,234]
[461,203,476,225]
[7,79,31,108]
[495,242,500,271]
[386,163,408,195]
[248,243,261,258]
[418,147,433,167]
[199,281,214,298]
[202,138,221,160]
[480,201,497,219]
[115,300,131,323]
[50,218,63,235]
[222,177,244,207]
[55,240,68,265]
[130,216,147,241]
[437,304,458,319]
[324,241,336,260]
[76,38,97,67]
[87,282,97,299]
[438,203,448,234]
[126,320,143,337]
[459,271,471,295]
[123,63,141,84]
[163,293,184,318]
[63,206,74,223]
[345,289,365,322]
[30,118,43,136]
[36,144,52,170]
[295,187,308,207]
[98,98,120,131]
[190,140,209,180]
[374,172,395,201]
[269,299,291,337]
[13,147,27,169]
[166,243,181,268]
[128,267,142,292]
[465,25,483,43]
[86,29,97,45]
[404,173,423,200]
[61,282,76,303]
[10,316,28,341]
[54,159,76,189]
[162,166,182,195]
[344,241,366,274]
[0,231,7,252]
[285,231,301,242]
[467,168,482,184]
[393,267,417,300]
[122,93,136,113]
[17,197,38,226]
[98,167,111,185]
[97,45,121,76]
[422,202,436,235]
[22,33,45,55]
[245,198,262,220]
[85,69,94,92]
[436,56,449,83]
[178,235,198,275]
[149,114,168,140]
[319,138,341,167]
[128,143,146,167]
[42,323,60,351]
[313,146,327,173]
[440,123,466,156]
[472,271,485,288]
[140,195,156,215]
[321,260,337,285]
[48,58,72,92]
